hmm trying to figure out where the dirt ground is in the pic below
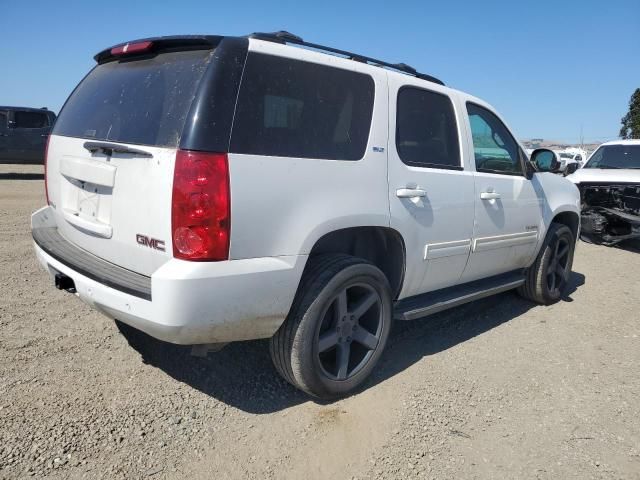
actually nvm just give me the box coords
[1,164,639,480]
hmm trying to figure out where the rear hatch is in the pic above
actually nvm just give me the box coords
[47,39,215,276]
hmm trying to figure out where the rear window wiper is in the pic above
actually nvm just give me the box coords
[83,141,153,158]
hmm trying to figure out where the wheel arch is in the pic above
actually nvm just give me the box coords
[551,210,580,241]
[305,226,406,300]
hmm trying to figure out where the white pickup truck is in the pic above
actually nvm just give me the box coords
[568,140,640,245]
[32,32,581,398]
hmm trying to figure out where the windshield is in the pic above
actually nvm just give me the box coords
[584,144,640,169]
[53,49,212,147]
[559,152,573,159]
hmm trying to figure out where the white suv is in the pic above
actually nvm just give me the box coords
[567,139,640,245]
[31,32,581,398]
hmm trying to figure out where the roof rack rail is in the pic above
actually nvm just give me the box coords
[249,31,445,86]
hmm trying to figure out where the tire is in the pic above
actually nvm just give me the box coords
[269,254,393,399]
[518,223,575,304]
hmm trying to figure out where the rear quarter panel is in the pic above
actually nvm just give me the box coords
[227,40,390,260]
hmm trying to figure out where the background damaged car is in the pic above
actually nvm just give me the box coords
[568,140,640,245]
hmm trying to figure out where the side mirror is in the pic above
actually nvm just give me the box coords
[531,148,560,173]
[565,163,579,175]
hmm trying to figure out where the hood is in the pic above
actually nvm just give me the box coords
[566,168,640,184]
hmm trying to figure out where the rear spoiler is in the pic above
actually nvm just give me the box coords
[94,35,223,64]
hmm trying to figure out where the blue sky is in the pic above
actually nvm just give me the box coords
[1,0,638,143]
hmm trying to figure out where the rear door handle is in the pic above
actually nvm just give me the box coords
[480,191,501,200]
[396,188,426,198]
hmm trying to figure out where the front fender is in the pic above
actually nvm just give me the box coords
[531,173,581,254]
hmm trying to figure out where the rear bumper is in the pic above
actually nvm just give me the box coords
[31,206,306,345]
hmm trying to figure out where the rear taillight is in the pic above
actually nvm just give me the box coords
[44,135,51,205]
[171,150,230,261]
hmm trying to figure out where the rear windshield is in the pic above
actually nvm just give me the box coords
[53,49,212,147]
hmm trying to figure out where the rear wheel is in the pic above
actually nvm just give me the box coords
[518,223,575,304]
[270,254,393,399]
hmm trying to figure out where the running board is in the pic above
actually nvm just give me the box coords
[394,271,525,321]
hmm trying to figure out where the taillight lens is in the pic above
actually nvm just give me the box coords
[171,150,230,261]
[44,135,51,205]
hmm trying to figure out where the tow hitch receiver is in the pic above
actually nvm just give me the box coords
[54,272,76,293]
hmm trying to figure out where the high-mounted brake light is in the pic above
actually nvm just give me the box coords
[44,135,51,205]
[110,41,153,56]
[171,151,230,261]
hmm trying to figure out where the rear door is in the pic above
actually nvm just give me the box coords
[47,47,214,276]
[460,101,542,282]
[388,79,475,298]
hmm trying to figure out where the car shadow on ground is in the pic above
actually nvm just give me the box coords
[0,172,44,180]
[615,239,640,253]
[579,237,640,254]
[118,271,585,414]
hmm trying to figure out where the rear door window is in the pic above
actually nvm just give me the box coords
[53,50,212,147]
[396,87,461,169]
[14,111,49,129]
[230,53,375,160]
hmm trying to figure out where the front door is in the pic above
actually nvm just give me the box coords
[461,101,542,282]
[388,80,475,299]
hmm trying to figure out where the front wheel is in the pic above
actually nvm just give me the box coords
[518,223,576,304]
[270,254,393,399]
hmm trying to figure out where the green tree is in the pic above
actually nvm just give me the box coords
[620,88,640,139]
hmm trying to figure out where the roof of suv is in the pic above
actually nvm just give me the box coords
[249,31,445,86]
[96,31,446,87]
[93,32,515,144]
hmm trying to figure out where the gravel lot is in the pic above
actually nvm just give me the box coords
[1,164,639,479]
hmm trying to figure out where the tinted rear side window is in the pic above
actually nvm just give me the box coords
[230,53,374,160]
[396,87,460,169]
[15,111,49,128]
[53,50,212,147]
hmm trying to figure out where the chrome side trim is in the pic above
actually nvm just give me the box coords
[424,239,471,260]
[473,230,538,253]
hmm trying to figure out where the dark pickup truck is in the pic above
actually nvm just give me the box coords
[0,106,56,164]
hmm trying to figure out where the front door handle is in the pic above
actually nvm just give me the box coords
[396,188,426,198]
[480,191,501,200]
